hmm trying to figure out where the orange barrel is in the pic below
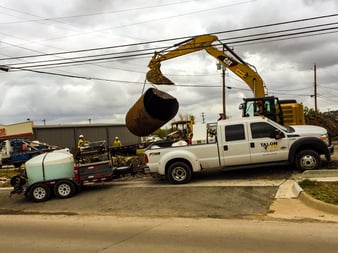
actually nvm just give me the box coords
[126,88,179,136]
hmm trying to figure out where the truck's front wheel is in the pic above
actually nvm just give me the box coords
[29,183,51,202]
[167,162,192,184]
[54,180,76,199]
[295,150,321,171]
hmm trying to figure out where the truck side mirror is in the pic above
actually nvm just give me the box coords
[274,130,283,140]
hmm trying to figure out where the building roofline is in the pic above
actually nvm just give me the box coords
[34,123,126,128]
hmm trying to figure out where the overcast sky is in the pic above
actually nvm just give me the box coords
[0,0,337,129]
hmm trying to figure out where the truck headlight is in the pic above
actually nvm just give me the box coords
[320,134,329,146]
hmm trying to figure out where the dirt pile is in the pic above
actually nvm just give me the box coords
[305,112,338,137]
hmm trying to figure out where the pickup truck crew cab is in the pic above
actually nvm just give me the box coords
[144,117,334,184]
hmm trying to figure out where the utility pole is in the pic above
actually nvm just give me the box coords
[314,64,318,113]
[201,112,205,124]
[216,46,226,119]
[221,65,226,118]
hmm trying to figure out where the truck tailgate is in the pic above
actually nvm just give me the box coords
[77,161,113,184]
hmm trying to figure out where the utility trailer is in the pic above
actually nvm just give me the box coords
[10,149,133,202]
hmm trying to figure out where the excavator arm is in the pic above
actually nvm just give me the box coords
[144,34,304,126]
[146,34,266,97]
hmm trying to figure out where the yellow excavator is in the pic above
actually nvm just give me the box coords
[146,34,304,126]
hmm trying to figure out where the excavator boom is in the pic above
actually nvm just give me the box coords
[144,34,304,126]
[146,35,217,85]
[146,34,265,97]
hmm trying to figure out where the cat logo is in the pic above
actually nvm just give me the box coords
[217,55,237,67]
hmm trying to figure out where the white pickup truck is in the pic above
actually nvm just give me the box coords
[144,117,334,184]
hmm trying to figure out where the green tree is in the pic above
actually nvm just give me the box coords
[152,128,170,138]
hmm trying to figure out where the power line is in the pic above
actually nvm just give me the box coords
[1,13,337,62]
[0,1,197,24]
[224,26,338,45]
[219,22,338,43]
[13,67,141,84]
[0,0,255,53]
[3,22,338,70]
[1,14,338,90]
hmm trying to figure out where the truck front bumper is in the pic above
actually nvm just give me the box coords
[328,144,335,155]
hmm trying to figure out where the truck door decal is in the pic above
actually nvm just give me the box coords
[260,142,278,151]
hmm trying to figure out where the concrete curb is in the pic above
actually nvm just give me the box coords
[293,169,338,215]
[274,179,302,199]
[301,169,338,181]
[298,191,338,215]
[275,172,338,216]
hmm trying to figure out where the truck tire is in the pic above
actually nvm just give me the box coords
[29,183,51,202]
[54,180,76,199]
[167,162,192,184]
[295,149,321,171]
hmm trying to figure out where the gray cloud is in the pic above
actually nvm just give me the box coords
[0,0,337,126]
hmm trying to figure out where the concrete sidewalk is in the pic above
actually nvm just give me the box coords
[268,170,338,222]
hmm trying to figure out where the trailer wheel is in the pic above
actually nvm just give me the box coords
[167,161,192,184]
[54,180,76,199]
[29,183,51,202]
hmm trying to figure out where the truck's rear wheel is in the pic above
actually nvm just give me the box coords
[167,162,192,184]
[54,180,76,199]
[295,150,321,171]
[29,183,51,202]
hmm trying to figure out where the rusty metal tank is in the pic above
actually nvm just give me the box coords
[126,88,179,136]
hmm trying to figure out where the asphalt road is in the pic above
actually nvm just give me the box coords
[0,167,293,218]
[1,214,337,253]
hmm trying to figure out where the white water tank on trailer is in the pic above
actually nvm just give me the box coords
[25,150,74,185]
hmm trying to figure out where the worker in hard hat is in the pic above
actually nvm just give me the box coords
[113,136,122,147]
[77,134,85,148]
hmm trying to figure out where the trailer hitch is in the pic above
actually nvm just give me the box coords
[9,175,27,198]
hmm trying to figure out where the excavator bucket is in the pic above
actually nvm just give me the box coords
[146,64,174,85]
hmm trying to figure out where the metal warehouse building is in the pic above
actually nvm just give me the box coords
[33,123,140,150]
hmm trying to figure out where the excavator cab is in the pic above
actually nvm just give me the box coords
[241,96,284,125]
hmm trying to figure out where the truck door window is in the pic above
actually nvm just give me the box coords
[250,122,276,139]
[225,124,245,141]
[207,123,217,143]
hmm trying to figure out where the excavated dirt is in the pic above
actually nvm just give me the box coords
[305,113,338,137]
